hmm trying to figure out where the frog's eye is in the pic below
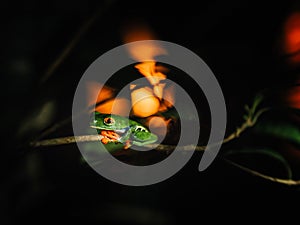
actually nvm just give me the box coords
[104,117,115,126]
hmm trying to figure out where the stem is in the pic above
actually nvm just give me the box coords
[39,1,116,85]
[31,135,100,147]
[30,108,267,149]
[224,159,300,186]
[31,96,116,143]
[31,96,269,148]
[222,108,270,144]
[30,96,300,186]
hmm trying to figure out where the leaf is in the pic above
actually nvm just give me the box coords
[224,148,293,179]
[254,122,300,146]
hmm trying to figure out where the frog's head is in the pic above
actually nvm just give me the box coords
[90,112,130,132]
[132,129,158,144]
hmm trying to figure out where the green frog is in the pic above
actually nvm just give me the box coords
[90,112,158,149]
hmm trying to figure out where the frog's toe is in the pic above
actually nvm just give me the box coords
[123,140,132,150]
[101,137,110,144]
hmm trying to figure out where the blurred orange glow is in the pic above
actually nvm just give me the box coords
[95,98,130,116]
[85,21,176,118]
[130,87,160,117]
[86,81,130,116]
[135,61,166,86]
[121,21,175,118]
[159,84,176,111]
[147,116,170,137]
[86,81,114,107]
[283,12,300,64]
[285,85,300,109]
[122,22,167,61]
[280,143,300,166]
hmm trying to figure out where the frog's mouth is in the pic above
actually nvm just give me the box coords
[114,128,129,134]
[90,126,129,134]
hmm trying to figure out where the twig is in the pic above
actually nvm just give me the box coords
[31,135,100,147]
[224,159,300,186]
[223,94,269,144]
[31,136,205,151]
[31,95,268,148]
[31,96,116,143]
[39,0,116,85]
[30,135,300,186]
[29,98,300,186]
[222,108,269,144]
[30,108,267,149]
[32,117,73,143]
[29,111,261,148]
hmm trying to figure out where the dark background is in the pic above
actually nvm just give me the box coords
[2,0,300,224]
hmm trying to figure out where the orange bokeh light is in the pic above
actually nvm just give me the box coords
[130,86,160,117]
[283,12,300,64]
[147,116,170,137]
[86,81,130,116]
[122,21,167,62]
[121,20,175,118]
[85,20,175,119]
[285,85,300,109]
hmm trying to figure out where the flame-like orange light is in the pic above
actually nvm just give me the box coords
[285,85,300,109]
[121,21,175,117]
[283,12,300,64]
[147,116,171,137]
[135,61,166,99]
[122,22,167,61]
[134,61,166,86]
[130,86,160,117]
[86,81,130,116]
[159,84,176,111]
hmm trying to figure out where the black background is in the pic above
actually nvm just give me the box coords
[2,0,300,224]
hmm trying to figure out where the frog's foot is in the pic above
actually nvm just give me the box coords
[101,130,120,140]
[99,130,121,144]
[123,140,132,150]
[101,137,110,144]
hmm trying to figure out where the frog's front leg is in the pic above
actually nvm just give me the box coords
[118,128,133,149]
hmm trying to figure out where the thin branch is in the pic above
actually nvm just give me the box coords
[31,95,268,148]
[39,0,116,85]
[222,108,269,144]
[29,103,300,186]
[224,159,300,186]
[30,95,300,186]
[31,94,117,145]
[32,117,73,143]
[31,135,100,147]
[30,134,300,186]
[31,136,205,151]
[30,109,266,149]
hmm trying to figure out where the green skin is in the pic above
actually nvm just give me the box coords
[90,112,158,147]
